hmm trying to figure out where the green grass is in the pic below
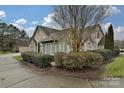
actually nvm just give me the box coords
[0,51,11,55]
[103,55,124,77]
[13,56,22,61]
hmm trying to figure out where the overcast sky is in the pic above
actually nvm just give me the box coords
[0,5,124,40]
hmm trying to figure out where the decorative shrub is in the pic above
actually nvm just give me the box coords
[54,52,67,67]
[36,54,54,68]
[90,49,113,61]
[55,51,103,69]
[21,52,35,63]
[112,49,120,57]
[90,49,120,61]
[21,52,54,68]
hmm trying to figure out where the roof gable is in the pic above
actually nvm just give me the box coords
[38,26,60,36]
[41,29,67,43]
[82,24,104,42]
[32,25,61,39]
[36,24,104,44]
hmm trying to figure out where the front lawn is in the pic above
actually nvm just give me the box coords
[103,55,124,77]
[13,56,22,61]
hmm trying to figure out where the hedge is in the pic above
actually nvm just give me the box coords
[54,51,103,69]
[90,49,120,61]
[112,49,120,57]
[54,52,67,67]
[21,49,120,69]
[21,52,54,68]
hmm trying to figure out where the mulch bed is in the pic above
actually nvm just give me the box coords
[20,61,108,79]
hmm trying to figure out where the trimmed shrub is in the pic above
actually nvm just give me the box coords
[21,52,54,68]
[90,49,113,61]
[112,49,120,57]
[90,49,120,61]
[55,51,103,69]
[36,54,54,68]
[54,52,67,67]
[21,51,38,63]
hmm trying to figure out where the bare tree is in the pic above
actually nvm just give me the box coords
[52,5,110,52]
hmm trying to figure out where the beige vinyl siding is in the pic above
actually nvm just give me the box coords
[83,39,96,51]
[41,42,71,55]
[29,40,37,52]
[34,29,47,43]
[33,28,47,52]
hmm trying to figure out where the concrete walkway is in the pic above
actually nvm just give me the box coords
[0,53,124,88]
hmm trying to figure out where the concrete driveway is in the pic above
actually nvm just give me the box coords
[0,53,124,88]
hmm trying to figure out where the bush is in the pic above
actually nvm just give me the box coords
[21,51,38,63]
[54,52,67,67]
[90,49,120,61]
[2,49,12,52]
[112,49,120,57]
[21,52,54,68]
[90,49,113,61]
[36,54,54,68]
[55,51,103,69]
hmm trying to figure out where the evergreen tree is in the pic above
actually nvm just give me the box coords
[20,30,29,39]
[108,24,114,50]
[104,32,108,49]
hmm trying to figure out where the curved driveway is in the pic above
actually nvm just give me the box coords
[0,53,124,88]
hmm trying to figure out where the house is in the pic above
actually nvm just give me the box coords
[29,26,59,52]
[15,38,30,52]
[29,24,104,55]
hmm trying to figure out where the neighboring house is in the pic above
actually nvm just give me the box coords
[15,38,30,52]
[29,24,104,55]
[0,23,21,38]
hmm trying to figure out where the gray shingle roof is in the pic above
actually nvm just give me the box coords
[41,24,104,44]
[16,38,30,47]
[38,26,60,36]
[32,26,61,39]
[41,30,66,42]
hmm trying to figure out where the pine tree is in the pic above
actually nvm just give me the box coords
[20,30,29,39]
[107,24,114,50]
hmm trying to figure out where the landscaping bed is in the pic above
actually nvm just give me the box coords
[20,49,120,78]
[21,59,107,78]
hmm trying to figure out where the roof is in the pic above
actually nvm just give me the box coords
[41,30,67,43]
[32,25,61,39]
[0,22,7,26]
[16,38,30,47]
[38,26,60,36]
[41,24,104,44]
[82,24,103,43]
[30,37,37,44]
